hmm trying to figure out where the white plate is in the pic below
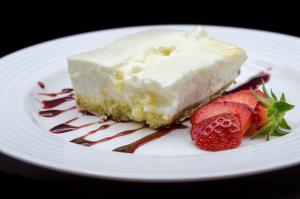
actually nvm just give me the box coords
[1,25,300,182]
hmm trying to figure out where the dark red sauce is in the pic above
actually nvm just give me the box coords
[38,88,74,97]
[65,117,79,124]
[42,93,74,109]
[38,81,45,89]
[225,72,270,94]
[39,106,76,117]
[71,125,145,147]
[49,117,104,134]
[113,123,188,153]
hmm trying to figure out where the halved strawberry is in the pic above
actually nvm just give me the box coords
[215,89,266,110]
[192,113,242,151]
[190,101,254,136]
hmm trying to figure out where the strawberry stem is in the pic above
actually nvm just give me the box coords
[250,81,294,140]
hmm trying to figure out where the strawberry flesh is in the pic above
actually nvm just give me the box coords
[213,89,268,136]
[246,102,269,136]
[215,89,265,110]
[191,101,254,136]
[192,113,242,151]
[255,103,269,127]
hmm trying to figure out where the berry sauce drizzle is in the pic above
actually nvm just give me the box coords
[70,123,116,146]
[38,81,45,89]
[113,123,188,153]
[71,125,146,147]
[225,72,270,94]
[39,106,76,117]
[38,88,74,97]
[49,117,108,134]
[42,93,75,109]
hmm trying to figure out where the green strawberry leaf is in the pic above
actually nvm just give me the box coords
[251,82,294,140]
[262,81,272,99]
[251,122,273,139]
[250,88,270,106]
[274,127,290,135]
[273,102,294,113]
[279,118,291,130]
[267,109,275,117]
[280,93,286,102]
[271,89,277,101]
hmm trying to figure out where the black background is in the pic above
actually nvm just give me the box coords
[1,3,300,57]
[1,2,300,198]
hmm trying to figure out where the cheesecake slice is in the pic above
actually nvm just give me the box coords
[68,26,247,128]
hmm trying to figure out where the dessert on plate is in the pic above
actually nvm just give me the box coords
[68,26,247,128]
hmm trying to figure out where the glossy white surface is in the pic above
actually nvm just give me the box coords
[68,26,246,126]
[0,25,300,182]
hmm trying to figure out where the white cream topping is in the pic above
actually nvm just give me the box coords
[68,26,247,121]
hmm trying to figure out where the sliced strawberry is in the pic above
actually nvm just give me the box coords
[212,89,269,136]
[215,89,265,109]
[192,113,242,151]
[190,101,254,135]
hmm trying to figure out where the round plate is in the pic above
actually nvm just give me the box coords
[1,25,300,182]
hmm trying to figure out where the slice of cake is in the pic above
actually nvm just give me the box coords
[68,26,247,128]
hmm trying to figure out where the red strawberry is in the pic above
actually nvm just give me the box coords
[244,123,259,136]
[246,102,269,136]
[256,103,269,126]
[213,89,269,136]
[192,113,242,151]
[215,89,266,109]
[255,90,267,98]
[190,101,254,135]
